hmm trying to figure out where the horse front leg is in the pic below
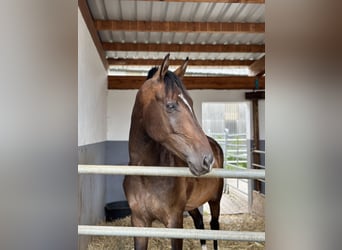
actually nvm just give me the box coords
[133,237,148,250]
[208,200,221,250]
[167,213,184,250]
[188,208,207,250]
[131,213,151,250]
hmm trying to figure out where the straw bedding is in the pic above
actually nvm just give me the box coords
[88,213,264,250]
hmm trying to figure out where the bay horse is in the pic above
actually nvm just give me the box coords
[123,54,224,250]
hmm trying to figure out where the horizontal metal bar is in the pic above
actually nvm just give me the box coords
[209,132,247,137]
[78,225,265,242]
[226,140,247,143]
[226,149,247,153]
[226,143,247,147]
[257,178,265,183]
[253,150,265,154]
[226,161,247,164]
[226,152,247,155]
[214,138,247,141]
[215,138,247,141]
[252,163,265,169]
[78,165,265,179]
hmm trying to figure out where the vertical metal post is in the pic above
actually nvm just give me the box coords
[247,139,253,212]
[252,99,261,192]
[224,128,228,167]
[224,128,228,193]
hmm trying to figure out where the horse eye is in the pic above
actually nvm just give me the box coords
[166,102,177,112]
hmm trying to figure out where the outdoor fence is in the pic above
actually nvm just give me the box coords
[208,129,248,195]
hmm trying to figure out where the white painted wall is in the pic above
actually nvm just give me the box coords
[78,9,107,250]
[106,89,265,141]
[107,90,138,141]
[78,9,107,146]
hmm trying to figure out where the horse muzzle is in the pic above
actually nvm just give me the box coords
[187,153,214,176]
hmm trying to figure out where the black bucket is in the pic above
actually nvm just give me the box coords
[105,200,131,222]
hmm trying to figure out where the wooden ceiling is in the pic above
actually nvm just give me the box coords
[79,0,265,90]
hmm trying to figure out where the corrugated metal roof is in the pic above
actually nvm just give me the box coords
[99,31,264,45]
[86,0,265,76]
[106,51,263,61]
[89,1,264,23]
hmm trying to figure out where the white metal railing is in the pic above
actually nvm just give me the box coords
[78,164,265,242]
[78,225,265,242]
[253,150,265,154]
[78,165,265,179]
[252,163,265,169]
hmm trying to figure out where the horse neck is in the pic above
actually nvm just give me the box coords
[128,103,159,165]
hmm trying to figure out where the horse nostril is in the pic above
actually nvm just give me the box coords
[203,154,214,169]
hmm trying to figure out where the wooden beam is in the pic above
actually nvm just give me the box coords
[245,91,265,100]
[108,58,254,66]
[78,0,108,70]
[95,20,265,33]
[138,0,264,3]
[108,76,265,90]
[103,42,265,53]
[249,55,265,76]
[245,90,265,191]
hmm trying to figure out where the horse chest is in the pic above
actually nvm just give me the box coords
[124,176,188,209]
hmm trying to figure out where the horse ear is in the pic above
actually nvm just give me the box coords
[174,57,189,79]
[158,53,170,81]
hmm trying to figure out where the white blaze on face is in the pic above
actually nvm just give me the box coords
[178,93,193,115]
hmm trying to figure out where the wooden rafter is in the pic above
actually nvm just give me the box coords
[103,42,264,53]
[249,55,265,76]
[108,58,254,66]
[245,91,265,100]
[108,76,265,90]
[95,20,265,33]
[78,0,108,69]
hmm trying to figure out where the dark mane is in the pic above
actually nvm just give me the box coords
[146,67,188,95]
[146,67,158,80]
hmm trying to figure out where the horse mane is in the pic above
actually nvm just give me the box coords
[146,67,188,96]
[146,67,158,80]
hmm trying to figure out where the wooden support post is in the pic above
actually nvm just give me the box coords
[252,99,261,191]
[245,91,265,192]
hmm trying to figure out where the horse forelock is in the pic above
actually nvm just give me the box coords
[146,67,188,97]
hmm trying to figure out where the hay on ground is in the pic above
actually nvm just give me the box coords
[88,213,264,250]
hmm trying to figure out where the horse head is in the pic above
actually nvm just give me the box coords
[135,54,214,176]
